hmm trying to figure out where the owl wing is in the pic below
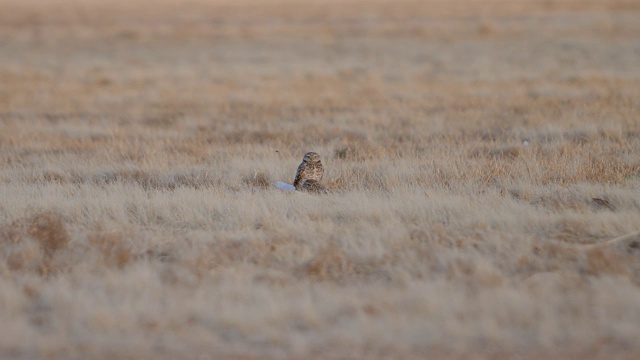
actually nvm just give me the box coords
[293,162,307,189]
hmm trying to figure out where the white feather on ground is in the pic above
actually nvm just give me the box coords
[273,181,296,192]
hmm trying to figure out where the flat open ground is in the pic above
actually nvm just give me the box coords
[1,0,640,359]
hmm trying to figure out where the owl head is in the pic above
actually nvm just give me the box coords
[303,152,321,163]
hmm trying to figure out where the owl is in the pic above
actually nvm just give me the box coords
[301,179,328,194]
[293,152,324,191]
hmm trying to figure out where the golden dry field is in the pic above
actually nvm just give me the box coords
[1,0,640,359]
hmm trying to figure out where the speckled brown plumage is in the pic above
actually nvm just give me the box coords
[293,152,324,191]
[300,179,328,194]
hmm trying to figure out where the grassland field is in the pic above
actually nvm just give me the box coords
[1,0,640,359]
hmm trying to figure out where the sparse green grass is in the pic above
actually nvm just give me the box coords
[1,1,640,359]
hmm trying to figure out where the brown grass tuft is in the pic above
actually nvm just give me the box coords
[243,171,272,190]
[304,242,356,282]
[99,169,159,189]
[88,232,133,269]
[0,212,69,275]
[28,213,69,258]
[585,249,632,276]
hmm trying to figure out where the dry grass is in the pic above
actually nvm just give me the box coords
[1,0,640,359]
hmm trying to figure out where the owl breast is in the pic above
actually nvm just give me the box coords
[293,161,324,190]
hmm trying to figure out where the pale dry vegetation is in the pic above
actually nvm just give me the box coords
[1,0,640,359]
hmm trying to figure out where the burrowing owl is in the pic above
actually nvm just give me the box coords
[293,152,324,190]
[301,179,328,194]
